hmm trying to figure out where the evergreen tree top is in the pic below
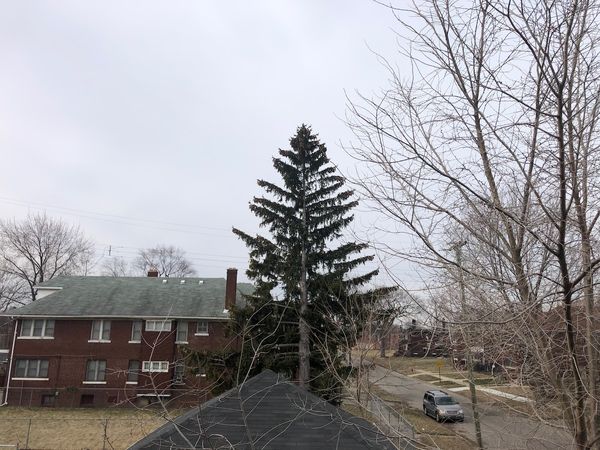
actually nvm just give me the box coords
[234,124,377,300]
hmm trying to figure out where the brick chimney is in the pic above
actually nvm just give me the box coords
[147,268,159,277]
[225,268,237,310]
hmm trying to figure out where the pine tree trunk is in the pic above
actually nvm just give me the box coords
[298,165,310,388]
[298,247,310,387]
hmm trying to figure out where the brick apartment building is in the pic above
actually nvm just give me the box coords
[0,268,252,408]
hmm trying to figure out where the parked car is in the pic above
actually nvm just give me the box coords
[423,390,464,422]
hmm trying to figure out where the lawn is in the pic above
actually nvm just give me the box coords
[0,407,178,449]
[360,351,493,381]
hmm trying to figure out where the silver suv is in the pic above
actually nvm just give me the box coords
[423,390,464,422]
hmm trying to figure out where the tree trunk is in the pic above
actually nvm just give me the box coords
[379,331,387,358]
[298,166,310,388]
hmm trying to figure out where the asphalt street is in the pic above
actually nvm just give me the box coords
[369,364,575,450]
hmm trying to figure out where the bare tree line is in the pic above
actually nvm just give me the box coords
[0,212,196,310]
[346,0,600,448]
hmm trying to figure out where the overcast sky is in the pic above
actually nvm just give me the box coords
[0,1,417,286]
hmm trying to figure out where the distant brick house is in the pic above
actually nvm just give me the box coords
[0,269,252,408]
[396,320,449,357]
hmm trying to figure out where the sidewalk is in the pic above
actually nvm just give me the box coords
[408,369,533,403]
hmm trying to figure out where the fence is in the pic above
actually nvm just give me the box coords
[366,392,416,449]
[0,416,165,450]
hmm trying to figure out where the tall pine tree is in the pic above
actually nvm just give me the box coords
[232,124,378,397]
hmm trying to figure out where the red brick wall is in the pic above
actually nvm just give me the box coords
[6,318,232,408]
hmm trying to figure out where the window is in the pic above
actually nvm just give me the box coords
[14,359,49,378]
[85,360,106,382]
[145,320,171,332]
[196,365,206,378]
[173,363,185,384]
[176,321,188,343]
[90,320,111,342]
[20,319,54,338]
[196,320,209,335]
[80,394,94,406]
[41,394,56,407]
[0,350,8,364]
[127,360,140,383]
[130,321,142,342]
[142,361,169,373]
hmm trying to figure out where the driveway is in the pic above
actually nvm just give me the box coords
[369,364,575,450]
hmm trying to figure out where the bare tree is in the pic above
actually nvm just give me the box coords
[101,256,131,277]
[0,212,94,303]
[347,0,600,448]
[134,245,195,278]
[0,271,28,311]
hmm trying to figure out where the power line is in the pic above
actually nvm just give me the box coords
[0,196,235,237]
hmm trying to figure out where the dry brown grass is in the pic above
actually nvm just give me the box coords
[360,351,492,381]
[0,407,177,449]
[414,374,440,382]
[434,380,464,389]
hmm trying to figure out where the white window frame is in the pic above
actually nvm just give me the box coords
[130,321,142,343]
[176,321,188,344]
[173,362,185,384]
[84,360,107,384]
[18,319,55,339]
[142,361,170,373]
[145,320,172,332]
[195,320,209,336]
[13,359,49,380]
[127,360,140,384]
[89,320,111,343]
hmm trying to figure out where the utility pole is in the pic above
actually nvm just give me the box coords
[455,241,484,450]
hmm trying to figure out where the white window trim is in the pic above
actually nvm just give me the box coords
[88,339,111,343]
[90,320,111,341]
[176,320,188,344]
[15,359,49,378]
[145,320,172,332]
[142,361,170,373]
[125,381,138,385]
[12,377,50,381]
[85,360,107,382]
[17,336,54,340]
[20,319,55,338]
[196,320,209,336]
[131,320,143,342]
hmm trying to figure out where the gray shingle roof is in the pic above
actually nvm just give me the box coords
[129,370,400,450]
[1,276,253,319]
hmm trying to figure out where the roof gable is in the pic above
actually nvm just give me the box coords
[130,370,397,450]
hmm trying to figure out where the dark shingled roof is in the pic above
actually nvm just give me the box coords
[1,276,253,319]
[129,370,400,450]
